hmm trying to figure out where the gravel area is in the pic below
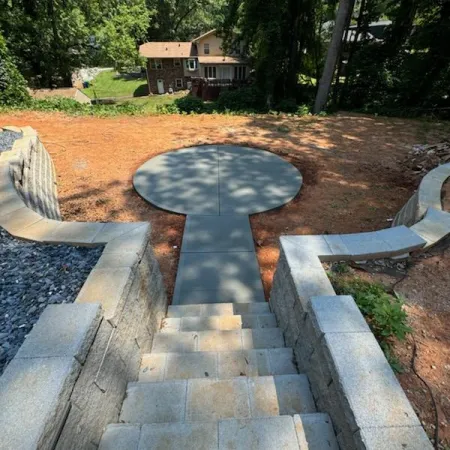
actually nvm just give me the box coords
[0,130,22,153]
[0,228,103,374]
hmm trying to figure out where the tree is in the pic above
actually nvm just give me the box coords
[0,33,30,105]
[313,0,355,113]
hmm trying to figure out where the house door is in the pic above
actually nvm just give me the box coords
[157,79,164,94]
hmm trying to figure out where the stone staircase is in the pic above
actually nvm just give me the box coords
[98,303,339,449]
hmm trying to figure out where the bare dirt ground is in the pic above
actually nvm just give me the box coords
[1,111,449,446]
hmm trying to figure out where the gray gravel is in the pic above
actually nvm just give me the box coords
[0,130,22,153]
[0,228,103,374]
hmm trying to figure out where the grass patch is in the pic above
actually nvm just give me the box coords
[116,92,188,113]
[82,70,148,99]
[328,272,411,372]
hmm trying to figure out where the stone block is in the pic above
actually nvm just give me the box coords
[16,217,61,241]
[198,330,243,352]
[218,416,299,450]
[120,380,187,423]
[281,235,332,262]
[294,413,339,450]
[0,206,42,235]
[152,331,198,353]
[16,304,102,364]
[267,348,298,375]
[248,375,316,417]
[140,422,218,450]
[103,224,150,257]
[164,352,218,380]
[218,350,270,378]
[256,313,277,328]
[0,356,80,450]
[379,226,426,253]
[323,234,350,260]
[241,328,285,349]
[92,222,147,244]
[180,315,242,331]
[354,425,433,450]
[309,296,370,337]
[76,268,134,326]
[43,221,104,245]
[340,231,393,260]
[99,424,141,450]
[186,378,250,421]
[139,353,167,382]
[323,332,421,431]
[0,188,26,217]
[93,250,140,271]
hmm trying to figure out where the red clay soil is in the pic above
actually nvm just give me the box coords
[1,111,449,445]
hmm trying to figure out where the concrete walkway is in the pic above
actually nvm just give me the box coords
[134,145,303,306]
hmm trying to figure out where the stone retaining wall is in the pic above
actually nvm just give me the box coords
[393,162,450,227]
[270,233,432,450]
[3,126,61,220]
[0,127,169,449]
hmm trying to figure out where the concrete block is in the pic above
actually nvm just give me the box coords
[218,416,299,450]
[340,231,393,259]
[16,304,102,364]
[139,353,167,382]
[294,413,339,450]
[152,331,198,353]
[379,226,426,253]
[0,356,80,450]
[0,189,26,217]
[198,330,243,352]
[411,208,450,246]
[233,303,270,315]
[92,222,147,244]
[44,221,104,245]
[160,317,182,333]
[99,424,141,450]
[120,381,187,424]
[323,332,421,431]
[0,206,42,234]
[139,422,218,450]
[281,235,332,261]
[16,217,61,241]
[256,314,278,328]
[76,268,134,326]
[180,315,243,332]
[323,234,350,260]
[267,348,298,375]
[248,375,316,417]
[218,350,270,378]
[103,224,150,256]
[309,296,370,336]
[241,328,284,349]
[167,304,231,318]
[354,425,433,450]
[164,352,218,380]
[186,378,250,421]
[94,251,140,270]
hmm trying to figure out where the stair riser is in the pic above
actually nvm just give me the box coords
[167,303,270,318]
[160,314,277,333]
[140,348,297,382]
[120,375,316,425]
[152,329,285,353]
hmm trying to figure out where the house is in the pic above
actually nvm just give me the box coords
[139,30,249,95]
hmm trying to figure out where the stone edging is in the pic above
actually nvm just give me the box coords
[270,229,433,449]
[0,126,168,449]
[393,162,450,247]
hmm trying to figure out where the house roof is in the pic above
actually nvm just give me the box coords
[139,42,193,58]
[193,29,217,42]
[198,56,247,64]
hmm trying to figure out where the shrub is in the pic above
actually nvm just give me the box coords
[329,273,411,371]
[156,103,180,114]
[0,34,31,106]
[216,86,265,112]
[174,95,205,114]
[276,98,298,113]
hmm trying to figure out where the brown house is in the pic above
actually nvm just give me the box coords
[139,30,249,95]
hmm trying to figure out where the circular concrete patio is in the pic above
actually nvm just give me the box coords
[133,145,303,215]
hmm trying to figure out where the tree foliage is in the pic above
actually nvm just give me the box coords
[0,33,31,105]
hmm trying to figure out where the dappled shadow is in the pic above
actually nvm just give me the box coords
[133,84,149,97]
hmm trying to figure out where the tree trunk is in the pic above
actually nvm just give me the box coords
[313,0,355,114]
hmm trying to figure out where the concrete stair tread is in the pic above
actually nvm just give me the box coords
[99,414,338,449]
[167,302,270,318]
[151,328,285,353]
[119,374,316,424]
[160,313,277,332]
[139,348,297,381]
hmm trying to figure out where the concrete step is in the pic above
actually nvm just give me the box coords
[167,302,270,318]
[151,328,285,353]
[160,313,277,333]
[119,375,316,424]
[99,414,338,450]
[139,348,297,382]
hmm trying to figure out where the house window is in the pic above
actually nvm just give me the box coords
[234,66,246,80]
[150,59,163,70]
[173,58,181,67]
[204,43,210,55]
[175,78,183,88]
[186,58,198,70]
[204,66,216,79]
